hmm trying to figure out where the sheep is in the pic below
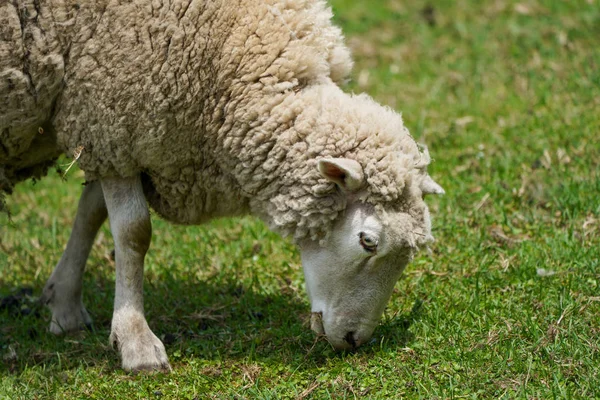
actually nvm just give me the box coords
[0,0,444,371]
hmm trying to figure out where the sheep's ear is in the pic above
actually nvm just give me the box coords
[421,175,445,195]
[318,158,364,192]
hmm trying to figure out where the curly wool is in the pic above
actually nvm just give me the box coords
[1,0,433,243]
[0,0,65,210]
[240,85,430,243]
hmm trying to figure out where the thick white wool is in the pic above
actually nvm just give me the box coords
[1,0,435,244]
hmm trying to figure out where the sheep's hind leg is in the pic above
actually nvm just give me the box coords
[101,175,171,372]
[41,181,107,334]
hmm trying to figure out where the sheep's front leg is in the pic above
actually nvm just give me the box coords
[101,175,171,372]
[42,181,106,334]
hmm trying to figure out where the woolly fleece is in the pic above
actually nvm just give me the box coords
[0,0,434,244]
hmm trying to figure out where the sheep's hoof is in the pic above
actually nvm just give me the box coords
[41,283,93,335]
[110,330,172,372]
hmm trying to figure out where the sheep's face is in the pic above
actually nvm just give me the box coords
[298,157,443,350]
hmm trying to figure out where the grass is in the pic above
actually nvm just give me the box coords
[1,0,599,398]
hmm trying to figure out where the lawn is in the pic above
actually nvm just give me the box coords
[1,0,599,398]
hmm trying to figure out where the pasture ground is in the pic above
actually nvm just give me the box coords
[1,0,599,398]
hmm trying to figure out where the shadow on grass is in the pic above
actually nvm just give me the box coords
[0,268,423,375]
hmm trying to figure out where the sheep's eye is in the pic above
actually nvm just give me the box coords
[359,232,378,253]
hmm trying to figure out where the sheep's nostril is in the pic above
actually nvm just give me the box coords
[344,331,357,348]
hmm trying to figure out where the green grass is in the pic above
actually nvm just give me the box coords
[1,0,599,398]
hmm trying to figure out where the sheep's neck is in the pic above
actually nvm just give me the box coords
[218,84,348,241]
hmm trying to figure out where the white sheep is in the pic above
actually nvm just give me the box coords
[0,0,444,371]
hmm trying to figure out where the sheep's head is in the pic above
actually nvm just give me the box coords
[298,151,443,350]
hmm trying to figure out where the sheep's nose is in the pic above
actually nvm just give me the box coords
[326,331,366,351]
[343,331,358,348]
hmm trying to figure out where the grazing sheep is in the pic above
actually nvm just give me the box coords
[0,0,444,371]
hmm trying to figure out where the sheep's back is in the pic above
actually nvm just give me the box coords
[50,0,352,224]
